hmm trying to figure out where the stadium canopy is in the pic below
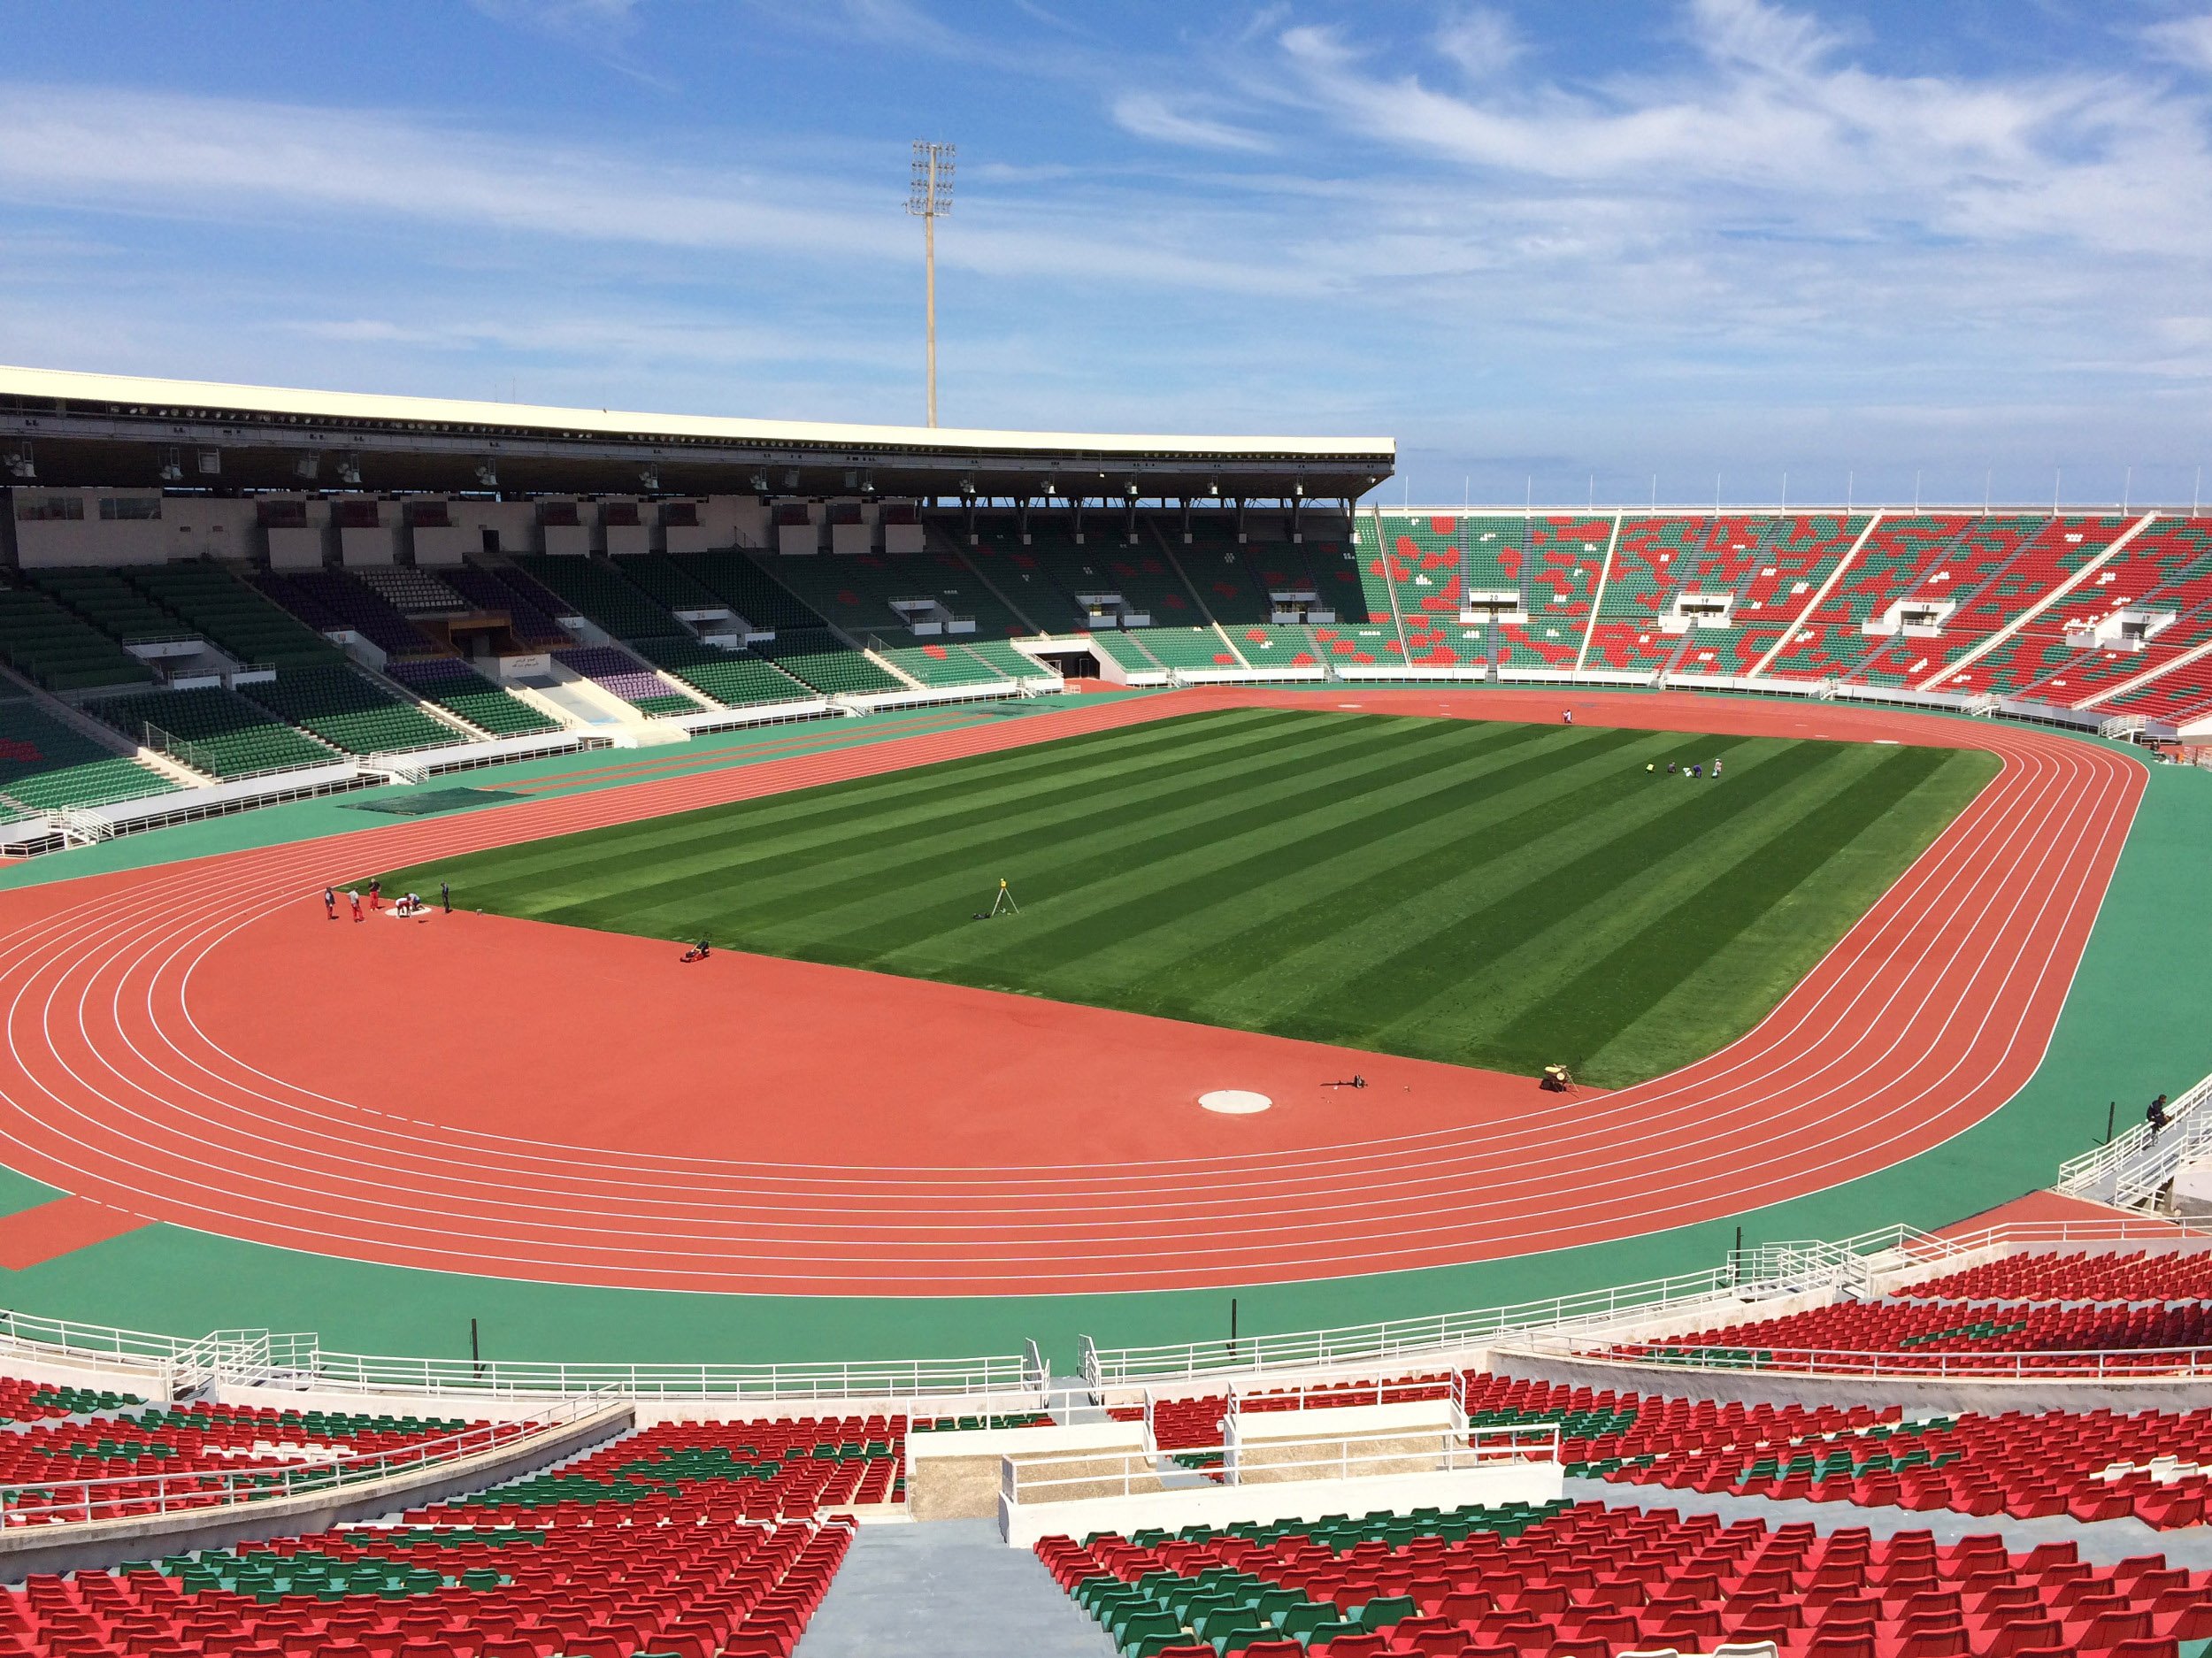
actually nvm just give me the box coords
[0,365,1394,505]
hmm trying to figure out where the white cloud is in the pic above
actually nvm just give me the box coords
[1434,7,1526,81]
[1110,92,1274,153]
[2146,13,2212,72]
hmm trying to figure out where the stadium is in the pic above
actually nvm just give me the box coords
[2,4,2212,1652]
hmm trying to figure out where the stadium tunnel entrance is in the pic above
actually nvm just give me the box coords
[1026,645,1109,683]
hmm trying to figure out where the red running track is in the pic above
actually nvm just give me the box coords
[0,690,2146,1295]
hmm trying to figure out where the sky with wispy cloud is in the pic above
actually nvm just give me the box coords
[2,0,2208,506]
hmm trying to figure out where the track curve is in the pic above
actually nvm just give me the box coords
[0,690,2145,1294]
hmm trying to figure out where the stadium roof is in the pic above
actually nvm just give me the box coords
[0,365,1394,503]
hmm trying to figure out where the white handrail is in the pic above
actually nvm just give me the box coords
[1511,1333,2212,1382]
[2058,1068,2212,1207]
[0,1389,621,1531]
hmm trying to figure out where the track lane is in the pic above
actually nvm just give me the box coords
[0,690,2146,1293]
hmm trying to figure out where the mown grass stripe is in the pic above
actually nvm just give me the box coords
[387,711,1999,1087]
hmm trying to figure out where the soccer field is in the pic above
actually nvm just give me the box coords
[384,707,1998,1086]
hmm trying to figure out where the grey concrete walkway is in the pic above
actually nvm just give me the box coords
[1568,1477,2212,1569]
[797,1519,1114,1658]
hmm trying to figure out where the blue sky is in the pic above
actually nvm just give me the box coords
[2,0,2208,507]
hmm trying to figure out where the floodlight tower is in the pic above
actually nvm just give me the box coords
[907,140,955,428]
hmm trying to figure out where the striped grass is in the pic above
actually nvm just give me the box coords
[383,709,1999,1086]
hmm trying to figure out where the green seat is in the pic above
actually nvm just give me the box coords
[1354,1594,1417,1631]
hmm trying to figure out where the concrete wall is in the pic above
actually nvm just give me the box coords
[907,1422,1141,1522]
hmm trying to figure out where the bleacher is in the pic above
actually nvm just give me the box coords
[239,665,457,756]
[961,636,1052,679]
[751,628,903,695]
[666,550,826,632]
[382,657,562,738]
[21,567,193,649]
[627,636,817,708]
[960,523,1071,634]
[87,687,335,778]
[123,562,344,670]
[551,645,697,715]
[1698,513,1869,679]
[1582,516,1703,674]
[0,698,175,812]
[756,543,1036,641]
[352,564,472,616]
[605,551,728,616]
[1847,515,2048,688]
[1022,526,1205,628]
[872,641,1015,688]
[1762,514,1965,682]
[0,581,157,691]
[1916,516,2136,695]
[511,555,682,642]
[434,565,573,648]
[1039,1494,2210,1658]
[253,568,442,660]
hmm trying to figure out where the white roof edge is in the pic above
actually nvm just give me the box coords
[0,365,1393,462]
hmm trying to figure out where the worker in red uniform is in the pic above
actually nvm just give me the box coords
[368,876,383,911]
[323,887,337,920]
[349,890,364,923]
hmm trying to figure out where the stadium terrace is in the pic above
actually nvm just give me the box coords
[0,365,2209,1658]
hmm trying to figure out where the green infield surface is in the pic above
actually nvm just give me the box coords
[382,707,1998,1086]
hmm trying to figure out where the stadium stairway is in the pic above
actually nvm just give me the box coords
[797,1518,1113,1658]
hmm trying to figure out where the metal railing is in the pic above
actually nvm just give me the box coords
[1001,1420,1557,1508]
[1518,1332,2212,1382]
[0,1390,617,1531]
[253,1342,1047,1404]
[1085,1218,2209,1392]
[2057,1068,2212,1208]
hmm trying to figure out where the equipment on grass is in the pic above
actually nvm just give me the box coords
[987,878,1020,918]
[1540,1064,1576,1093]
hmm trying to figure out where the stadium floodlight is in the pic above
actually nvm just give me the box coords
[906,140,955,428]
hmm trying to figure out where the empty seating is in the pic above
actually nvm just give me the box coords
[86,687,334,778]
[382,658,561,738]
[22,568,194,649]
[872,641,1013,687]
[239,666,457,756]
[352,564,472,615]
[434,566,572,648]
[0,699,175,811]
[122,563,343,670]
[1039,1497,2210,1658]
[253,570,442,659]
[626,636,816,707]
[511,556,681,642]
[751,628,903,695]
[1908,1249,2212,1303]
[666,550,826,632]
[551,646,696,714]
[751,543,1036,641]
[1763,515,1965,682]
[0,582,156,691]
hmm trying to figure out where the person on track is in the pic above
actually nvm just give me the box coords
[368,876,383,911]
[1562,709,1574,725]
[681,938,711,963]
[323,886,337,920]
[441,881,450,915]
[348,889,363,923]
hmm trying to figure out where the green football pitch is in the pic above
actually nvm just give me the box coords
[383,707,1998,1086]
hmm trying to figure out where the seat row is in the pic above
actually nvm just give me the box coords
[1039,1498,2211,1658]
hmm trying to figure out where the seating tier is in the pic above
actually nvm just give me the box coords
[87,687,334,778]
[382,658,561,737]
[0,699,175,811]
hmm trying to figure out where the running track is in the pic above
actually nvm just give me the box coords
[0,690,2145,1295]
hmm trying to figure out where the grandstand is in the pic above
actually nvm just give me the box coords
[11,365,2212,1658]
